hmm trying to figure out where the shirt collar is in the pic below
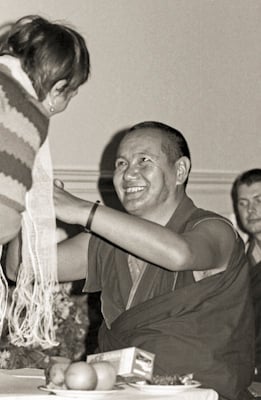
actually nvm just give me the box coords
[166,194,197,233]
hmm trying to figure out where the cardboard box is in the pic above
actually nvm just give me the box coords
[87,347,155,381]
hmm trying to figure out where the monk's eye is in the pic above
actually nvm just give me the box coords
[115,159,127,169]
[139,156,152,165]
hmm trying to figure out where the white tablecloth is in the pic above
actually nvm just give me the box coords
[0,369,218,400]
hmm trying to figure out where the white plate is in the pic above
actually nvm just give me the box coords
[39,385,124,398]
[129,380,201,394]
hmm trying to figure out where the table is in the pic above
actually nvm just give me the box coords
[0,369,218,400]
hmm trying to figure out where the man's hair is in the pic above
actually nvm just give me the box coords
[0,15,90,101]
[231,168,261,207]
[127,121,191,185]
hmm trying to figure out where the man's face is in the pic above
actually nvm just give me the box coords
[237,181,261,237]
[113,128,178,220]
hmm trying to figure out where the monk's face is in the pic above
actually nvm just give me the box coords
[113,128,179,221]
[236,181,261,239]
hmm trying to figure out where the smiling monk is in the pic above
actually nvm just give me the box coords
[49,121,254,400]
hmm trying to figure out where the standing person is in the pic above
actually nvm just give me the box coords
[0,14,90,244]
[10,121,254,399]
[0,14,90,347]
[231,169,261,381]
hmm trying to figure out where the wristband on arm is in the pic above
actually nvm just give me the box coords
[84,200,100,233]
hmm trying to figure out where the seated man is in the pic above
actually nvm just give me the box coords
[52,121,254,400]
[231,169,261,380]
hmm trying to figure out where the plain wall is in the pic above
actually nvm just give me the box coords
[1,0,260,216]
[1,0,260,171]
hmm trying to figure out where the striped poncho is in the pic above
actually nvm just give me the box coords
[0,57,58,349]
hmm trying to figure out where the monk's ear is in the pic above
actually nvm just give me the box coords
[175,156,191,185]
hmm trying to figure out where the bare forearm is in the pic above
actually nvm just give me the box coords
[54,187,191,270]
[85,204,190,271]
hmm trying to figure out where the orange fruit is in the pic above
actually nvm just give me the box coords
[65,361,97,390]
[91,361,117,390]
[47,361,71,386]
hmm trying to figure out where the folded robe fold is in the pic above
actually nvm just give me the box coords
[98,233,254,400]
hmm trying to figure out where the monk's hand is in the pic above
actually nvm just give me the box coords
[53,181,91,226]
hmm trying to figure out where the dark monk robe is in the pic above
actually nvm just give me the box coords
[84,196,255,400]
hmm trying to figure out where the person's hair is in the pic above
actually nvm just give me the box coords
[231,169,261,233]
[0,15,90,101]
[126,121,191,186]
